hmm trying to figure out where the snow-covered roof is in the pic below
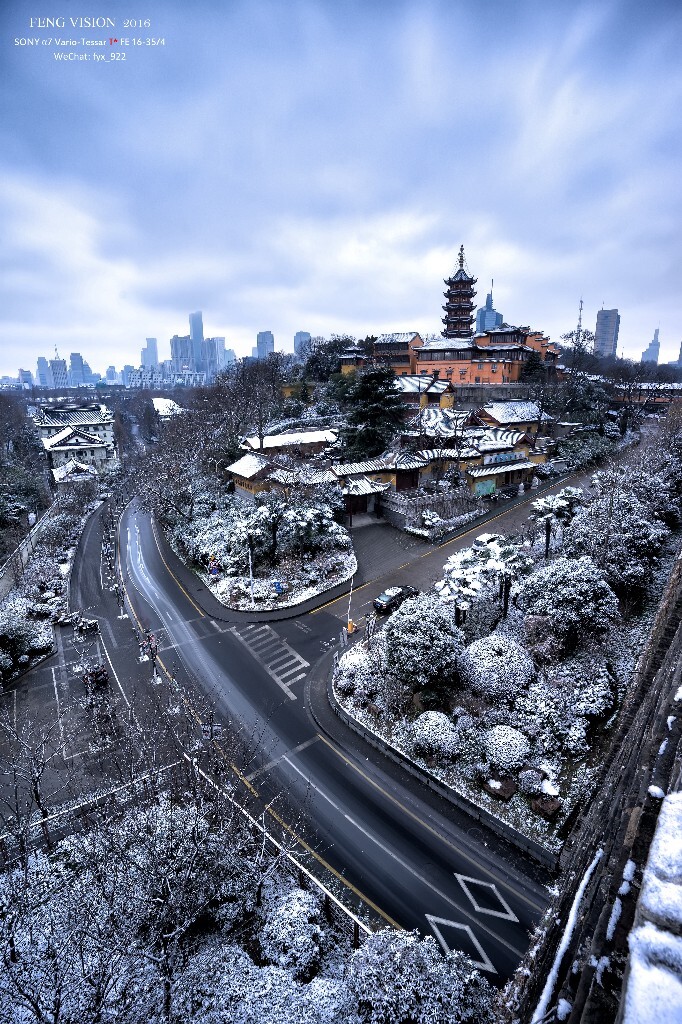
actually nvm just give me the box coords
[35,404,112,426]
[469,427,529,452]
[405,407,471,436]
[477,401,552,425]
[417,447,480,462]
[418,338,474,351]
[241,429,338,451]
[333,452,428,476]
[42,426,111,450]
[51,459,99,482]
[393,375,452,395]
[340,476,391,496]
[152,397,182,418]
[467,460,536,478]
[375,332,422,345]
[226,453,272,479]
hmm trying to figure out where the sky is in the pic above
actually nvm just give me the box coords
[1,0,681,377]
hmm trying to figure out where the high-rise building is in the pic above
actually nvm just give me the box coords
[256,331,275,359]
[18,368,33,388]
[105,365,118,383]
[475,289,503,334]
[142,337,158,369]
[641,329,660,365]
[69,352,85,386]
[48,358,68,389]
[442,245,477,339]
[225,348,236,365]
[594,308,620,358]
[201,336,226,382]
[294,331,311,357]
[189,312,204,373]
[170,335,193,374]
[122,365,135,387]
[36,357,49,387]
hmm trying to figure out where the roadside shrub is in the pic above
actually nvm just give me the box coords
[259,888,323,981]
[384,594,464,695]
[483,725,530,773]
[411,711,462,760]
[458,636,534,703]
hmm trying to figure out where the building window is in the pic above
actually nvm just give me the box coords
[474,376,481,383]
[477,362,484,369]
[491,364,498,372]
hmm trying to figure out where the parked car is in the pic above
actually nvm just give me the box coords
[373,585,419,614]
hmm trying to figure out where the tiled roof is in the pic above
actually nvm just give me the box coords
[42,427,111,450]
[477,401,551,425]
[375,332,422,345]
[333,451,428,476]
[393,375,452,394]
[467,460,535,478]
[227,453,272,479]
[341,476,391,496]
[241,429,338,450]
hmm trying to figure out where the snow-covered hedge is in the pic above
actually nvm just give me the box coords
[483,725,531,773]
[410,711,462,759]
[0,597,53,683]
[458,636,534,703]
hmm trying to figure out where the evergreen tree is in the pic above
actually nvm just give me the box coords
[339,368,405,459]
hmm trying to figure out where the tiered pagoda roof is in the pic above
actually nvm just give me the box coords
[442,244,477,339]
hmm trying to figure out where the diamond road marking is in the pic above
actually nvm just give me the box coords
[454,874,519,922]
[425,915,497,974]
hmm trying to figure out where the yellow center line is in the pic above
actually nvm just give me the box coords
[315,732,546,914]
[149,516,205,616]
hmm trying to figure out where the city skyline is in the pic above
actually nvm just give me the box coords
[1,0,681,375]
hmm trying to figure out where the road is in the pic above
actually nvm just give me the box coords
[102,502,552,981]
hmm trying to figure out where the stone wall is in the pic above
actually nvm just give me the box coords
[503,546,682,1023]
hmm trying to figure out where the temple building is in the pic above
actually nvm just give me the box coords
[442,245,477,339]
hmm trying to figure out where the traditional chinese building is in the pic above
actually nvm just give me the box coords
[442,245,477,339]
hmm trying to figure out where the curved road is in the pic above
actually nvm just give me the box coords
[115,504,549,980]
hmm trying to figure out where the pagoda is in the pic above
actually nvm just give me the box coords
[441,245,477,338]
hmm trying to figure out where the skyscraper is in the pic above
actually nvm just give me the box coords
[18,368,33,388]
[69,352,85,386]
[294,331,311,357]
[256,331,275,359]
[201,336,226,382]
[36,357,49,387]
[142,337,158,369]
[594,308,620,358]
[189,312,204,373]
[475,289,503,334]
[170,335,193,374]
[48,358,68,389]
[641,328,660,365]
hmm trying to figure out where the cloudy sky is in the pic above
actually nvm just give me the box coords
[1,0,680,376]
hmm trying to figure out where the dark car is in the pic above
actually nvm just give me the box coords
[372,585,419,614]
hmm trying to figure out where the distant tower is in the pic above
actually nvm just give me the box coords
[294,331,311,357]
[257,331,275,359]
[142,337,158,369]
[641,328,660,364]
[594,307,620,358]
[475,282,503,333]
[189,312,204,372]
[442,245,477,339]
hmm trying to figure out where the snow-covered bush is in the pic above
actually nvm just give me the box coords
[565,492,668,600]
[36,511,79,551]
[483,725,530,773]
[344,929,497,1024]
[333,633,405,711]
[384,593,464,696]
[518,769,543,796]
[0,598,52,681]
[411,711,462,760]
[517,556,618,654]
[458,636,534,703]
[260,888,324,981]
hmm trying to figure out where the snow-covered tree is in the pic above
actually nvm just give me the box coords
[384,593,464,697]
[343,929,497,1024]
[516,556,618,655]
[565,490,668,600]
[458,636,534,703]
[260,888,324,981]
[435,534,533,639]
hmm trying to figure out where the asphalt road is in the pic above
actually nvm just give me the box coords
[108,503,551,981]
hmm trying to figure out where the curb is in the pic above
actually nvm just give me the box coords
[317,647,559,872]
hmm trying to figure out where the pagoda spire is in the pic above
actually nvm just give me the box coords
[441,245,477,339]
